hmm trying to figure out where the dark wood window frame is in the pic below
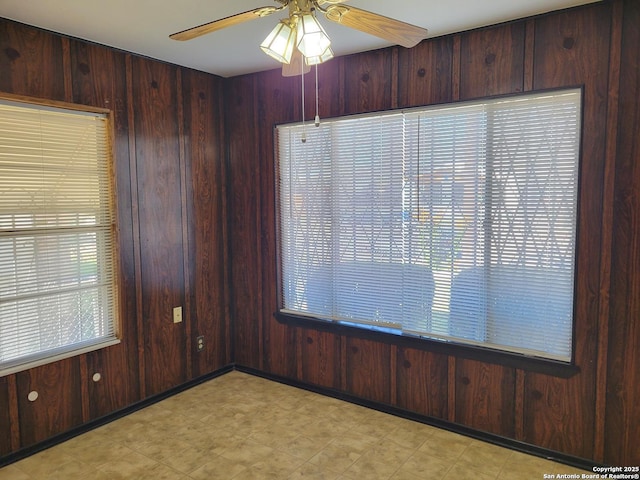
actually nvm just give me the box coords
[274,87,584,379]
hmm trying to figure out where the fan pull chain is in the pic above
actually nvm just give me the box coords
[314,64,320,127]
[301,59,307,143]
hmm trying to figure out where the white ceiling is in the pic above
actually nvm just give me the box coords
[1,0,599,78]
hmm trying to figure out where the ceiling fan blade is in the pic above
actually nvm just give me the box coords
[324,5,428,48]
[170,6,282,41]
[282,47,311,77]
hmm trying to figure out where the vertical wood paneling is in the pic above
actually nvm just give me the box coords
[455,359,516,437]
[447,357,457,423]
[0,20,66,100]
[79,356,90,423]
[182,69,229,375]
[0,18,230,460]
[514,370,526,440]
[396,348,448,419]
[459,22,526,100]
[131,57,187,397]
[287,59,345,147]
[299,328,342,390]
[227,75,262,369]
[126,54,146,400]
[340,336,348,392]
[8,376,19,452]
[345,338,391,404]
[69,39,140,420]
[303,59,344,120]
[523,20,535,92]
[595,0,623,462]
[61,38,73,102]
[16,359,82,447]
[605,0,640,466]
[343,49,394,114]
[523,3,612,458]
[257,69,297,378]
[452,36,461,102]
[176,71,192,381]
[389,344,397,405]
[83,346,136,421]
[397,36,453,108]
[0,377,10,456]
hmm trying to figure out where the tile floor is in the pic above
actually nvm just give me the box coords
[0,370,591,479]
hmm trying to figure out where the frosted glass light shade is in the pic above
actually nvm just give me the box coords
[296,13,331,58]
[260,20,296,64]
[305,46,334,65]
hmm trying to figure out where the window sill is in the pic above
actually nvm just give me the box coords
[0,337,121,377]
[275,312,580,378]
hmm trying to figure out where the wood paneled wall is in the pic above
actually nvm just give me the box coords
[227,0,640,466]
[1,0,638,468]
[606,0,640,465]
[0,19,230,457]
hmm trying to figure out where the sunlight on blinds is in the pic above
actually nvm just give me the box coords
[277,89,581,361]
[0,99,119,376]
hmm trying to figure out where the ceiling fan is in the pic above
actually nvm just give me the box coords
[170,0,428,76]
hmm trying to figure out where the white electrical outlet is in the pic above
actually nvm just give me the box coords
[173,306,183,323]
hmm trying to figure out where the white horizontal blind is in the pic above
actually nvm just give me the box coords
[278,115,433,330]
[484,92,580,358]
[277,88,581,361]
[0,99,118,375]
[404,104,488,338]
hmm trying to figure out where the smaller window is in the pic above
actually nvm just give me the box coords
[276,88,581,362]
[0,96,119,376]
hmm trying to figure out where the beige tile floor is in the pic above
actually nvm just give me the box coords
[0,370,591,480]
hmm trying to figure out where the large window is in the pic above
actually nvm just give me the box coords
[276,89,581,362]
[0,97,119,376]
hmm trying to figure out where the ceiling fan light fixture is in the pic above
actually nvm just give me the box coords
[170,1,429,76]
[260,19,296,64]
[305,45,334,66]
[296,12,331,58]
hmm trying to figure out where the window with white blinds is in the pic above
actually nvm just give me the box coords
[276,88,581,362]
[0,98,119,376]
